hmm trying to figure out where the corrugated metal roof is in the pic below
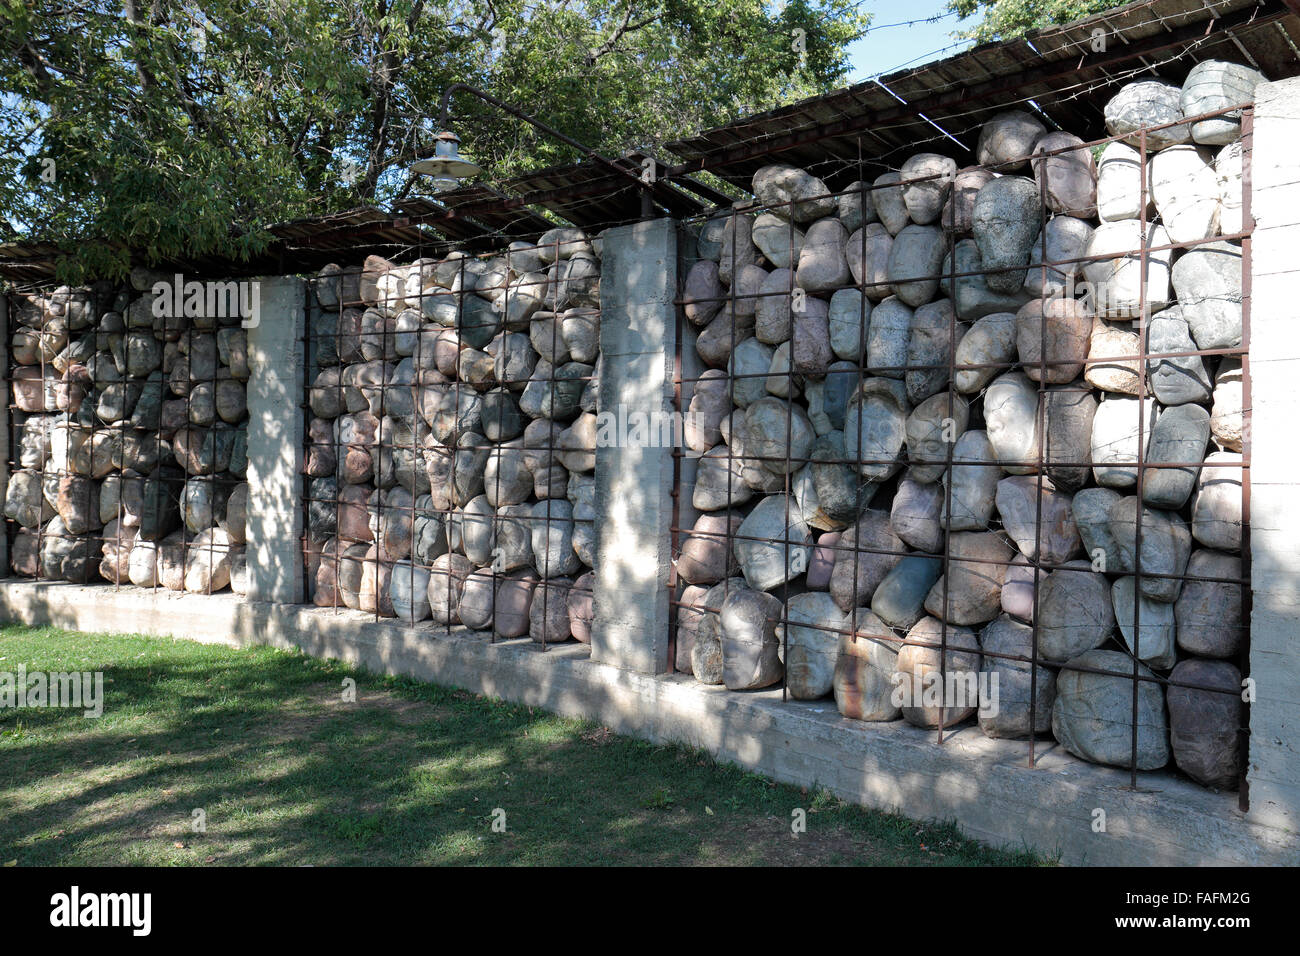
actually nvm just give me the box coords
[665,0,1300,189]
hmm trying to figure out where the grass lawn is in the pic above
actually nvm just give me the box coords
[0,623,1047,866]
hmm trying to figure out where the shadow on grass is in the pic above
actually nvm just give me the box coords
[0,625,1046,866]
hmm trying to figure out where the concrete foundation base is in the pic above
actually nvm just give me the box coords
[1,581,1294,866]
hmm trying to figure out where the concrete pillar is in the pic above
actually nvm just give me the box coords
[592,218,678,674]
[244,276,306,604]
[1247,77,1300,831]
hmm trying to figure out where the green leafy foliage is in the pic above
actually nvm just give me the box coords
[1,0,867,281]
[948,0,1134,44]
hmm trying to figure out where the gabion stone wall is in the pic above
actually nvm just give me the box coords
[304,228,598,644]
[674,61,1255,792]
[4,272,249,594]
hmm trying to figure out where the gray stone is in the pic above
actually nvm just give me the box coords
[483,442,533,507]
[1043,386,1098,492]
[872,555,943,631]
[897,617,982,728]
[390,561,432,622]
[1151,145,1221,243]
[720,411,786,493]
[1036,561,1115,662]
[820,362,855,431]
[1181,59,1265,145]
[906,299,964,405]
[184,528,234,594]
[743,397,813,475]
[779,592,846,699]
[795,218,851,292]
[1112,576,1178,670]
[830,510,904,611]
[872,172,910,235]
[1031,131,1097,218]
[1171,241,1242,350]
[480,388,524,443]
[530,577,573,644]
[942,240,1034,321]
[833,617,902,722]
[734,494,812,591]
[1025,216,1094,298]
[457,495,495,566]
[1082,220,1173,319]
[977,110,1046,170]
[697,215,728,261]
[887,224,945,306]
[900,153,957,225]
[979,614,1056,738]
[942,167,996,234]
[1091,396,1156,488]
[943,431,1000,531]
[1175,549,1244,658]
[790,295,832,376]
[729,337,775,409]
[1167,659,1243,788]
[864,296,910,378]
[445,562,489,627]
[720,587,785,690]
[752,164,836,222]
[428,554,475,629]
[1106,495,1192,602]
[696,313,754,368]
[846,223,893,301]
[755,268,795,345]
[4,470,52,529]
[904,390,969,484]
[923,532,1013,626]
[828,288,870,362]
[689,579,743,684]
[1145,307,1211,405]
[493,503,535,572]
[1104,80,1191,150]
[683,259,724,325]
[531,498,581,578]
[1210,359,1243,452]
[692,445,754,511]
[1143,404,1210,509]
[984,372,1040,475]
[891,477,944,554]
[1096,141,1151,222]
[837,181,879,233]
[972,176,1040,293]
[1191,452,1242,551]
[1016,297,1092,384]
[843,377,910,481]
[808,431,865,528]
[718,213,760,286]
[752,212,804,270]
[730,264,768,319]
[1000,555,1036,623]
[1053,649,1169,769]
[954,312,1017,394]
[560,308,599,364]
[995,475,1081,563]
[1216,142,1245,235]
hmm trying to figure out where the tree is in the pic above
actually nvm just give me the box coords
[948,0,1133,44]
[1,0,868,281]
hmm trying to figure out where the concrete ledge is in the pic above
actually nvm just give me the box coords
[1,580,1296,866]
